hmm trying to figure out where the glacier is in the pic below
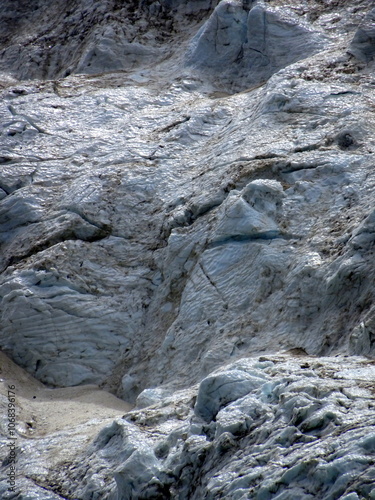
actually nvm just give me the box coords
[0,0,375,498]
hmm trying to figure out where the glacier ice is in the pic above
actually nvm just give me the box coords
[0,0,375,498]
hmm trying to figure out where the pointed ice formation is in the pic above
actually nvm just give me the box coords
[348,7,375,63]
[186,0,327,89]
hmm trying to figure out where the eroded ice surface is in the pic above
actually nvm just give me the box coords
[0,0,375,498]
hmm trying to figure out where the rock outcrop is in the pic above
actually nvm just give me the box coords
[0,0,218,80]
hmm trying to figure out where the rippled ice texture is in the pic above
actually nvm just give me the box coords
[0,0,375,498]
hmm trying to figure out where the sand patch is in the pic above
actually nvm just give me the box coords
[0,351,132,438]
